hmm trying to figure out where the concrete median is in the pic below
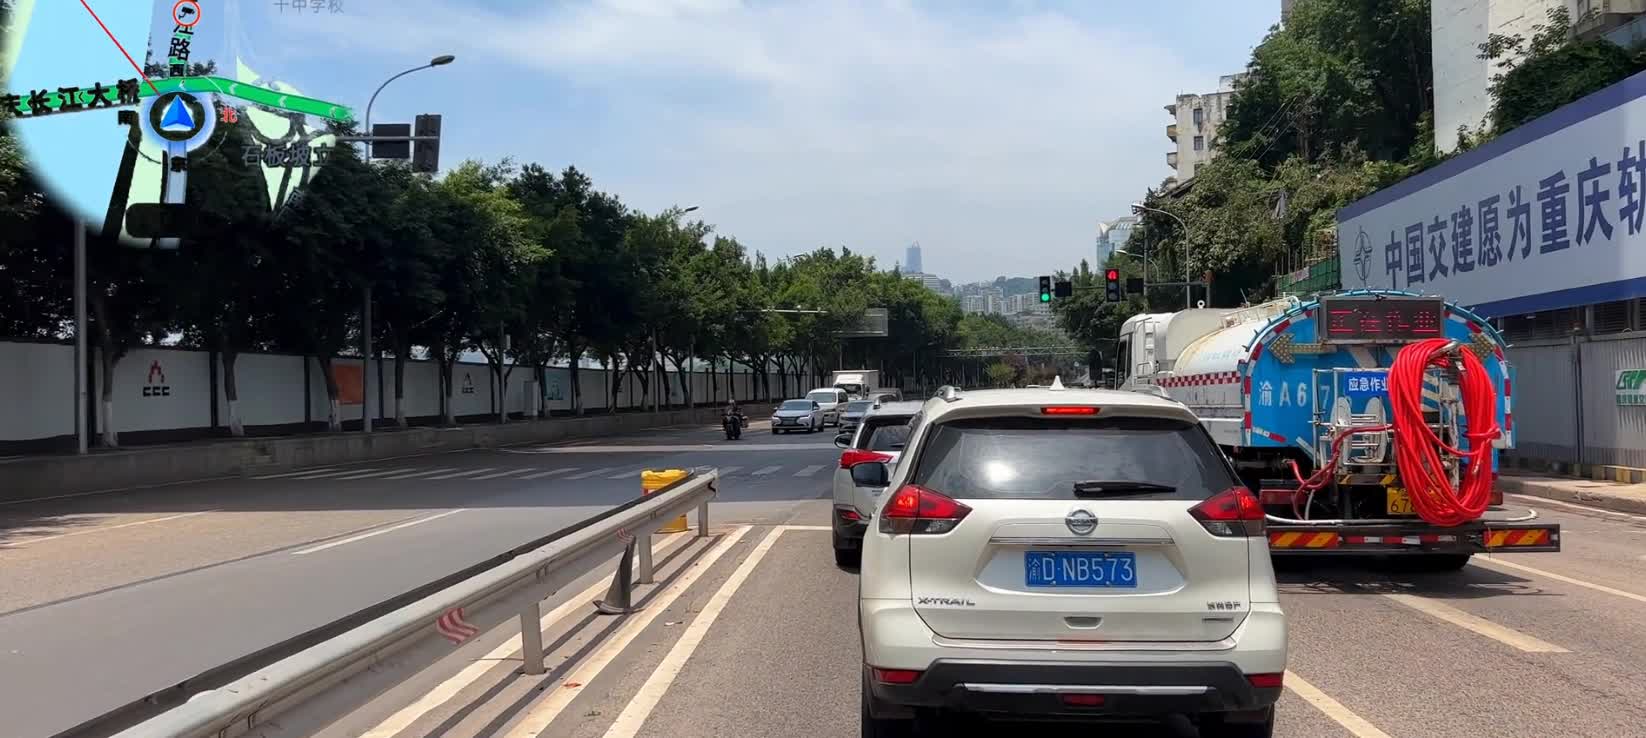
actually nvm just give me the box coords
[0,404,772,502]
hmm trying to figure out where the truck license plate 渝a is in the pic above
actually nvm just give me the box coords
[1386,486,1416,515]
[1025,551,1138,588]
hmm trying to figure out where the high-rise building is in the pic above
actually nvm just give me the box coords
[1165,74,1244,181]
[961,294,987,314]
[1097,215,1140,266]
[904,241,924,275]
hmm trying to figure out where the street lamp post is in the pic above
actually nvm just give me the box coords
[358,55,455,434]
[1132,202,1192,308]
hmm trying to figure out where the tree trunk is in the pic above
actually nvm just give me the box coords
[222,347,244,437]
[567,341,584,416]
[393,336,409,428]
[608,354,624,413]
[441,355,457,425]
[98,348,118,447]
[315,355,342,432]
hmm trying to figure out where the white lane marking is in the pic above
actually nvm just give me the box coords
[1284,670,1394,738]
[603,526,786,737]
[1382,593,1568,653]
[1506,493,1646,523]
[607,469,644,479]
[1472,556,1646,605]
[290,468,382,480]
[292,510,465,555]
[360,533,697,738]
[532,443,836,453]
[519,468,575,480]
[253,467,338,480]
[793,464,825,477]
[471,468,536,480]
[381,467,458,480]
[425,468,499,480]
[502,526,753,737]
[751,465,782,476]
[777,525,831,531]
[8,510,215,547]
[330,467,421,480]
[716,466,743,475]
[565,467,619,480]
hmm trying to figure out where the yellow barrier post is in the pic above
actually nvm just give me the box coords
[643,469,691,533]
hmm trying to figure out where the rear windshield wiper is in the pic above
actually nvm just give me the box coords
[1071,480,1177,497]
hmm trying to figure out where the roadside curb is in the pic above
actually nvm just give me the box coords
[1498,474,1646,517]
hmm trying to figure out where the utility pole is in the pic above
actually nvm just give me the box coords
[73,219,88,455]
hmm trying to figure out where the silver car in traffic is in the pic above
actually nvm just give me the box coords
[771,399,825,434]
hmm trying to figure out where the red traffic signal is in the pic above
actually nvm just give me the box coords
[1106,269,1120,281]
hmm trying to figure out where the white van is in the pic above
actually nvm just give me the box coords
[806,387,850,427]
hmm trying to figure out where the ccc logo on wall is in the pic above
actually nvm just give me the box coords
[142,360,172,398]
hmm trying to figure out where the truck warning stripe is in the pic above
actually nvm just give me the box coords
[1487,529,1551,547]
[1269,531,1339,548]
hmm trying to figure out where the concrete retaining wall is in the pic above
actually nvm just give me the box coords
[0,404,773,502]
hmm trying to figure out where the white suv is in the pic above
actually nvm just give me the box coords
[855,386,1286,736]
[831,401,924,566]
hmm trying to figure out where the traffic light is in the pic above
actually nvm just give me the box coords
[1104,268,1122,302]
[1054,280,1073,298]
[1038,275,1053,303]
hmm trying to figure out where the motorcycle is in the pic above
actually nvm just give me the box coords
[722,413,745,440]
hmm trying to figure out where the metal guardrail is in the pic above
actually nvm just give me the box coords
[63,470,719,738]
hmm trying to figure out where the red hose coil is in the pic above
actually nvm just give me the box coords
[1286,339,1501,527]
[1386,338,1501,527]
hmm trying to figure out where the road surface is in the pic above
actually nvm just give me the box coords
[0,417,838,738]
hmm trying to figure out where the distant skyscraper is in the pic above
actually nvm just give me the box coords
[905,241,924,275]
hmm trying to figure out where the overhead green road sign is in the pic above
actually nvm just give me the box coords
[143,77,354,122]
[5,76,353,122]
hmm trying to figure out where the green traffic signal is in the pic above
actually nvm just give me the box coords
[1039,292,1051,303]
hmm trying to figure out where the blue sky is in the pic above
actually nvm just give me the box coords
[6,0,1279,282]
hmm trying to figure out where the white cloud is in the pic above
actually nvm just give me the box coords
[309,0,1239,281]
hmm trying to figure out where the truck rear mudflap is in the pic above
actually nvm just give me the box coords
[1266,520,1560,555]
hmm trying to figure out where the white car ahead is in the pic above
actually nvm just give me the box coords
[830,401,924,566]
[806,387,849,427]
[855,386,1286,736]
[770,399,824,434]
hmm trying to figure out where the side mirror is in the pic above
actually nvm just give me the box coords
[834,433,852,449]
[850,462,890,487]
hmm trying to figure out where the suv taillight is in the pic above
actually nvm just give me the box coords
[840,449,892,469]
[1189,486,1265,537]
[878,484,971,535]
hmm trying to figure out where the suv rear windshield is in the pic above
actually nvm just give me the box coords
[909,416,1236,501]
[859,415,914,452]
[807,390,839,403]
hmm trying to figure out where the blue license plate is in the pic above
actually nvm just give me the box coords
[1025,551,1138,588]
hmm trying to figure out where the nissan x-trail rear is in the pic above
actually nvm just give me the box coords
[856,386,1287,737]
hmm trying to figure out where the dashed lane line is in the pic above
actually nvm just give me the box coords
[330,467,422,481]
[252,467,339,480]
[1472,556,1646,605]
[381,467,459,480]
[607,469,644,479]
[520,468,575,480]
[716,466,742,475]
[359,532,698,738]
[1382,593,1568,653]
[501,526,754,737]
[565,467,619,480]
[425,468,498,480]
[291,510,466,556]
[1284,671,1394,738]
[290,468,383,480]
[471,468,537,480]
[602,526,786,737]
[5,510,217,547]
[793,464,825,477]
[751,465,782,476]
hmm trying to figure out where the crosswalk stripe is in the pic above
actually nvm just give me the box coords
[752,465,782,476]
[330,467,421,481]
[566,467,618,480]
[520,468,575,480]
[291,468,382,480]
[794,465,825,477]
[380,467,458,480]
[253,467,337,480]
[607,469,643,479]
[471,468,536,480]
[425,467,498,480]
[717,466,743,475]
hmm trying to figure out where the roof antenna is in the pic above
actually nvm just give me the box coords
[1050,376,1065,391]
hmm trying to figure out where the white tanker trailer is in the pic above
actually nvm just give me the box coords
[1116,289,1559,568]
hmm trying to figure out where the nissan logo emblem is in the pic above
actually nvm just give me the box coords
[1065,509,1097,535]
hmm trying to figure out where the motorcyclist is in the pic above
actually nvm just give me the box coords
[723,401,746,425]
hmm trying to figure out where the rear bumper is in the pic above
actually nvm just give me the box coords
[866,660,1281,718]
[833,507,868,546]
[1266,520,1560,554]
